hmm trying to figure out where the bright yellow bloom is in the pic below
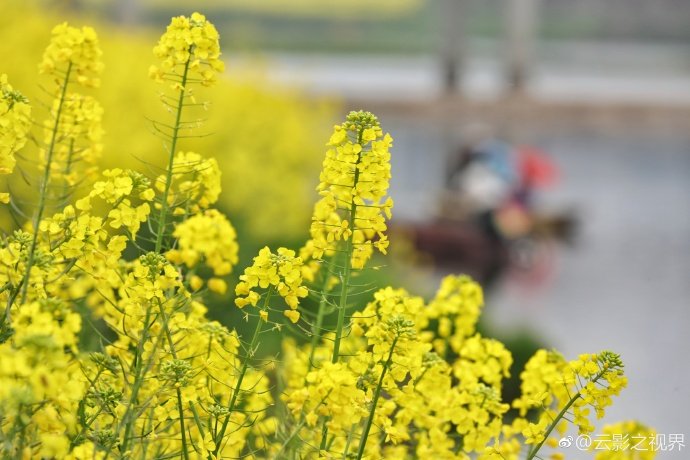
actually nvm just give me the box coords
[207,277,228,294]
[150,12,224,88]
[235,246,308,322]
[155,151,222,214]
[0,74,31,190]
[594,420,656,460]
[167,209,239,276]
[39,22,104,88]
[42,92,103,186]
[72,169,154,238]
[303,110,393,270]
[419,274,484,356]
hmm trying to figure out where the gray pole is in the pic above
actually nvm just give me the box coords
[440,0,468,95]
[506,0,540,93]
[116,0,140,25]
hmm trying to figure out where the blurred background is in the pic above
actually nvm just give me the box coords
[3,0,689,453]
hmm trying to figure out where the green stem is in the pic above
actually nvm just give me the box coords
[321,129,364,452]
[154,53,192,253]
[19,62,73,305]
[212,290,272,458]
[342,423,357,459]
[331,128,364,364]
[319,422,329,452]
[355,336,398,460]
[120,306,154,453]
[176,388,190,460]
[525,367,608,460]
[156,299,190,460]
[60,137,76,201]
[71,406,104,450]
[13,404,28,460]
[306,257,336,374]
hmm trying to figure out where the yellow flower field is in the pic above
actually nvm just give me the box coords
[0,8,654,460]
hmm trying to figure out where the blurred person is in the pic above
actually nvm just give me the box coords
[448,127,558,242]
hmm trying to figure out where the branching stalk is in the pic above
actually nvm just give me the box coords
[120,306,156,453]
[212,289,273,458]
[525,367,608,460]
[321,128,364,452]
[306,257,336,374]
[154,53,192,253]
[19,63,73,305]
[156,298,190,460]
[355,336,398,460]
[331,128,364,364]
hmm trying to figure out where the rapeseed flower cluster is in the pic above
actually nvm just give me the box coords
[0,2,333,242]
[0,11,652,460]
[507,349,628,458]
[304,110,393,270]
[168,208,239,276]
[149,12,224,88]
[235,246,308,323]
[154,151,222,215]
[0,74,31,185]
[39,22,104,88]
[594,420,656,460]
[283,277,514,458]
[75,168,154,236]
[42,92,103,187]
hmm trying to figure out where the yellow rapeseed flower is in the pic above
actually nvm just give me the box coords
[167,209,239,276]
[150,12,224,88]
[39,22,104,88]
[235,246,308,323]
[0,74,31,202]
[154,151,222,214]
[304,110,393,270]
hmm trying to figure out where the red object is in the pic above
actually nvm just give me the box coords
[517,146,559,188]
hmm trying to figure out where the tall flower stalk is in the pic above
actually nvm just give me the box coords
[522,351,627,460]
[355,316,415,460]
[19,23,103,306]
[148,12,224,252]
[0,75,31,331]
[303,110,393,363]
[212,246,308,457]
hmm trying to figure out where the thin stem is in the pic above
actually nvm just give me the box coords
[177,388,190,460]
[355,336,399,460]
[306,258,336,374]
[120,306,154,453]
[321,128,364,452]
[319,422,329,452]
[154,53,192,253]
[331,128,364,364]
[61,137,76,200]
[156,299,190,460]
[211,289,272,458]
[19,62,73,305]
[525,367,608,460]
[342,423,357,459]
